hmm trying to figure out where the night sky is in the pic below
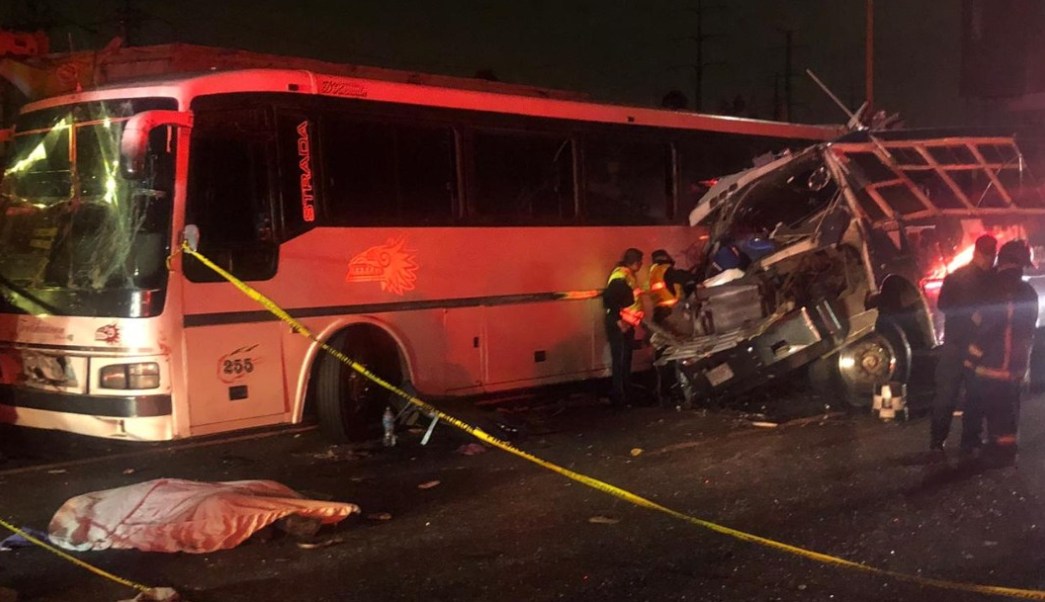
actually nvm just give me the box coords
[3,0,973,127]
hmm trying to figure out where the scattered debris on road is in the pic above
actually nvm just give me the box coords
[296,536,345,550]
[0,527,49,551]
[455,443,487,456]
[310,446,368,462]
[588,516,620,525]
[276,515,323,539]
[417,480,441,490]
[118,587,182,602]
[749,421,779,428]
[366,512,393,521]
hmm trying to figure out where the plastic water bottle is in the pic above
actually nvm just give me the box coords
[382,407,396,447]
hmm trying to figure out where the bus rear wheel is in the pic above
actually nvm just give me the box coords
[315,327,403,443]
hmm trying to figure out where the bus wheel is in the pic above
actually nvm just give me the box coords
[315,327,403,443]
[836,318,910,408]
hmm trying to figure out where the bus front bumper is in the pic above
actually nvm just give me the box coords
[0,386,173,440]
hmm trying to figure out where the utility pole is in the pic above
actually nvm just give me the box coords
[782,29,794,121]
[865,0,875,116]
[693,0,707,111]
[773,74,783,121]
[687,0,725,112]
[116,0,141,46]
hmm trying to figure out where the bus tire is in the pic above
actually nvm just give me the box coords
[315,327,403,443]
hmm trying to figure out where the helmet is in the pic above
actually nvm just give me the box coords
[997,240,1034,268]
[651,249,674,264]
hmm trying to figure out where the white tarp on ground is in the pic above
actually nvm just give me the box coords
[48,478,359,553]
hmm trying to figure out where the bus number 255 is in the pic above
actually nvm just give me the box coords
[223,358,254,375]
[218,344,261,383]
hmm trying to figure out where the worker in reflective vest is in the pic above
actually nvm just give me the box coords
[603,248,645,408]
[647,248,695,406]
[648,249,693,325]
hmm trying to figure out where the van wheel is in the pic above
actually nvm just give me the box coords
[809,318,910,408]
[315,328,402,442]
[836,318,910,407]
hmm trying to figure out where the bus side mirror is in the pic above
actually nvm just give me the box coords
[120,110,193,180]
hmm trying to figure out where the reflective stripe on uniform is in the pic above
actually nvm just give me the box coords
[996,434,1018,447]
[648,263,679,308]
[973,365,1018,381]
[608,266,645,323]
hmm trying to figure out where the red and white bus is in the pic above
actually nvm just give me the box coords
[0,67,838,441]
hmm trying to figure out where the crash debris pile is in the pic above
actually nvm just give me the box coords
[652,132,1045,409]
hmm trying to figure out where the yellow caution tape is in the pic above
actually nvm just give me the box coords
[0,517,150,593]
[179,242,1045,600]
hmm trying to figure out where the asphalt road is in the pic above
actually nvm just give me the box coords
[2,388,1045,602]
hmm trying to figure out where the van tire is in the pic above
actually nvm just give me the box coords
[810,318,911,408]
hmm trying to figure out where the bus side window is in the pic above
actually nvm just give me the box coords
[184,107,277,282]
[470,130,576,224]
[321,116,456,226]
[583,135,670,225]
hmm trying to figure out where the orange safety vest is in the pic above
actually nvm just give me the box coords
[648,263,681,308]
[607,266,645,326]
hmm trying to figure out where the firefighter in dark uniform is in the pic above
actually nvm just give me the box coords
[603,248,645,408]
[964,240,1038,466]
[930,234,996,452]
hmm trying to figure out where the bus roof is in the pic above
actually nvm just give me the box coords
[16,43,842,141]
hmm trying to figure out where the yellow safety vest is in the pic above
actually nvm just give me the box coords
[648,263,681,308]
[607,266,645,326]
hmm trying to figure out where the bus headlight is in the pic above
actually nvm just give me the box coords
[99,362,160,389]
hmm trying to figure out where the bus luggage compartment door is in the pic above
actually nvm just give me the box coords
[482,300,594,388]
[183,323,286,428]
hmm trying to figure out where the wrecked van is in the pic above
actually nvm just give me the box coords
[654,130,1045,406]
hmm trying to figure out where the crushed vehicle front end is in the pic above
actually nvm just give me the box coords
[655,130,1045,407]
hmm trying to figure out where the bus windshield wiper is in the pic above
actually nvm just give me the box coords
[0,272,63,315]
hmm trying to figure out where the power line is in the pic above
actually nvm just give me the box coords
[688,0,726,111]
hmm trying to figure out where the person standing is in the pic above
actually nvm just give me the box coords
[647,249,695,405]
[964,240,1038,466]
[930,234,997,452]
[603,248,644,408]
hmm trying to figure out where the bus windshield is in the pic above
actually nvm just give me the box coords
[0,98,177,317]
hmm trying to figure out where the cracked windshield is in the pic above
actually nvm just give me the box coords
[0,98,176,317]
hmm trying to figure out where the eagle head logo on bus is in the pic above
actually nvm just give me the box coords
[346,237,418,295]
[95,323,121,345]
